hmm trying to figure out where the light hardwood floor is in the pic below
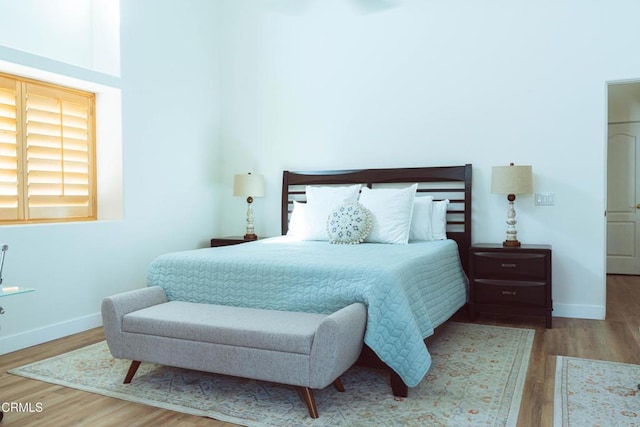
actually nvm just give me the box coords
[1,275,638,426]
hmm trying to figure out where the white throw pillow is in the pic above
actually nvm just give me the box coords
[431,199,450,240]
[359,184,418,244]
[286,201,307,239]
[327,202,372,244]
[410,196,434,241]
[303,184,361,240]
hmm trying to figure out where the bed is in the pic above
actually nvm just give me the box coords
[147,164,472,396]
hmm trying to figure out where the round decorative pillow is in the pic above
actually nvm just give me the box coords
[327,202,372,244]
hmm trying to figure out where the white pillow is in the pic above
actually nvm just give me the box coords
[410,196,434,241]
[286,201,307,239]
[359,184,418,244]
[327,202,372,244]
[431,199,450,240]
[303,184,361,240]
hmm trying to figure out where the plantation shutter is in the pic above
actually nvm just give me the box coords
[0,73,96,224]
[24,83,95,221]
[0,76,21,221]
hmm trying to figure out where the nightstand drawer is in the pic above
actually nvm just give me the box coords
[473,279,546,306]
[472,252,548,280]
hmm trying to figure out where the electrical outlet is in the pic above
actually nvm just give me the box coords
[535,192,555,206]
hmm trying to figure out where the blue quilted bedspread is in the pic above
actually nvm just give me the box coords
[147,237,467,387]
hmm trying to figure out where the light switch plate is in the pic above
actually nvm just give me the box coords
[535,192,555,206]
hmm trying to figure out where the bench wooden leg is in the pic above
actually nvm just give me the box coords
[298,379,343,418]
[123,360,141,384]
[299,387,319,418]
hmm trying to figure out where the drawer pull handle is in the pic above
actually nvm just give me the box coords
[501,263,517,268]
[502,291,517,296]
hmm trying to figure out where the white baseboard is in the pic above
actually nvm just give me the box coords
[0,312,102,356]
[553,303,606,321]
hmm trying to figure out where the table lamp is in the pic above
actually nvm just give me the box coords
[491,163,533,247]
[233,173,265,240]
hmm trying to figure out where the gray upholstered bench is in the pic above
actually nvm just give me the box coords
[101,286,367,418]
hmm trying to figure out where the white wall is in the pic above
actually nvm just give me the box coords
[0,0,120,76]
[0,0,221,354]
[216,0,640,320]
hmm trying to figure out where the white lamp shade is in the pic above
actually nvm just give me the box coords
[491,164,533,195]
[233,173,265,197]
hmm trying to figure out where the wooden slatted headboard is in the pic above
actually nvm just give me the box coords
[281,164,472,274]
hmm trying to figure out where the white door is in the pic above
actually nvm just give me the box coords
[607,122,640,275]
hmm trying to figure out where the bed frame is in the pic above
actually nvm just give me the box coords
[282,164,472,273]
[281,164,473,396]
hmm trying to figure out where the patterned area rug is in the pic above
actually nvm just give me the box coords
[554,356,640,427]
[10,322,533,427]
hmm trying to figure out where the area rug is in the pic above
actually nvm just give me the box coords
[10,322,533,427]
[554,356,640,427]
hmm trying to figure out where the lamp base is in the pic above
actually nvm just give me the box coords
[244,233,258,241]
[503,240,521,247]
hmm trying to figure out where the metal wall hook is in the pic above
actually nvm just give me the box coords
[0,305,5,315]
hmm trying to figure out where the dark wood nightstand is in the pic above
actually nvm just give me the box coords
[469,243,553,328]
[210,236,260,247]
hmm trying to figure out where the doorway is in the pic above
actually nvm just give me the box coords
[607,82,640,275]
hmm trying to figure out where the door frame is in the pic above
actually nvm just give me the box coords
[605,78,640,318]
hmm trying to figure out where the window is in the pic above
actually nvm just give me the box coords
[0,72,96,224]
